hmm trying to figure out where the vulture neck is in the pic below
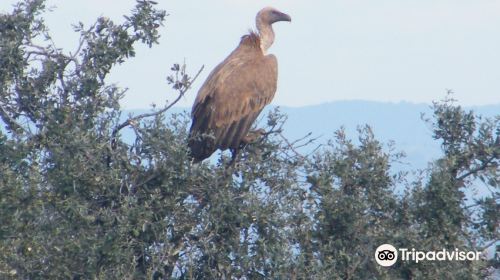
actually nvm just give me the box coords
[256,20,274,54]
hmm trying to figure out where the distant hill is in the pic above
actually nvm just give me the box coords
[125,101,499,171]
[277,101,438,171]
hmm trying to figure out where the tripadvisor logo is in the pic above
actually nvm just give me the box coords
[375,244,398,267]
[375,244,482,267]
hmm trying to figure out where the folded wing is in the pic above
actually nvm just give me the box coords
[189,34,278,162]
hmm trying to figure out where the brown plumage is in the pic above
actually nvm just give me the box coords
[188,7,291,162]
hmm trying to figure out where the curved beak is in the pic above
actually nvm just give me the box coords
[279,12,292,22]
[270,10,291,23]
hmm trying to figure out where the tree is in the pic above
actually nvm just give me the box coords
[1,1,498,279]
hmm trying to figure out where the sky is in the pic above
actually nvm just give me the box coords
[1,0,500,109]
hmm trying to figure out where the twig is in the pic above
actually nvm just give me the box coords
[69,37,85,67]
[0,103,30,135]
[306,143,324,157]
[457,155,497,181]
[25,50,60,59]
[279,132,306,160]
[478,239,499,251]
[111,65,204,148]
[290,132,312,146]
[294,135,322,150]
[464,202,481,209]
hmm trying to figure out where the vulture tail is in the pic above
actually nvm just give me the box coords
[188,133,216,163]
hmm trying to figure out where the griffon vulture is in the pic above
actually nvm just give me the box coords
[188,7,291,162]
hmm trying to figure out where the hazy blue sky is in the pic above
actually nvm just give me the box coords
[2,0,500,108]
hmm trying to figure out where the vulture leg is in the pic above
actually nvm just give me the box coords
[227,129,266,166]
[229,148,240,166]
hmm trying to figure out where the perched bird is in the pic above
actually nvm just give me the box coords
[188,7,291,162]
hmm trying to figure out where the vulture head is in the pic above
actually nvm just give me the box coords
[255,7,291,52]
[256,7,292,25]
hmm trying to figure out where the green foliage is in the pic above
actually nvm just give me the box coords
[1,1,499,279]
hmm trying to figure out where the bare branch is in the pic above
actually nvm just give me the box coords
[457,155,497,181]
[0,103,30,135]
[279,132,306,160]
[69,37,85,68]
[478,239,499,252]
[111,65,204,149]
[289,132,312,146]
